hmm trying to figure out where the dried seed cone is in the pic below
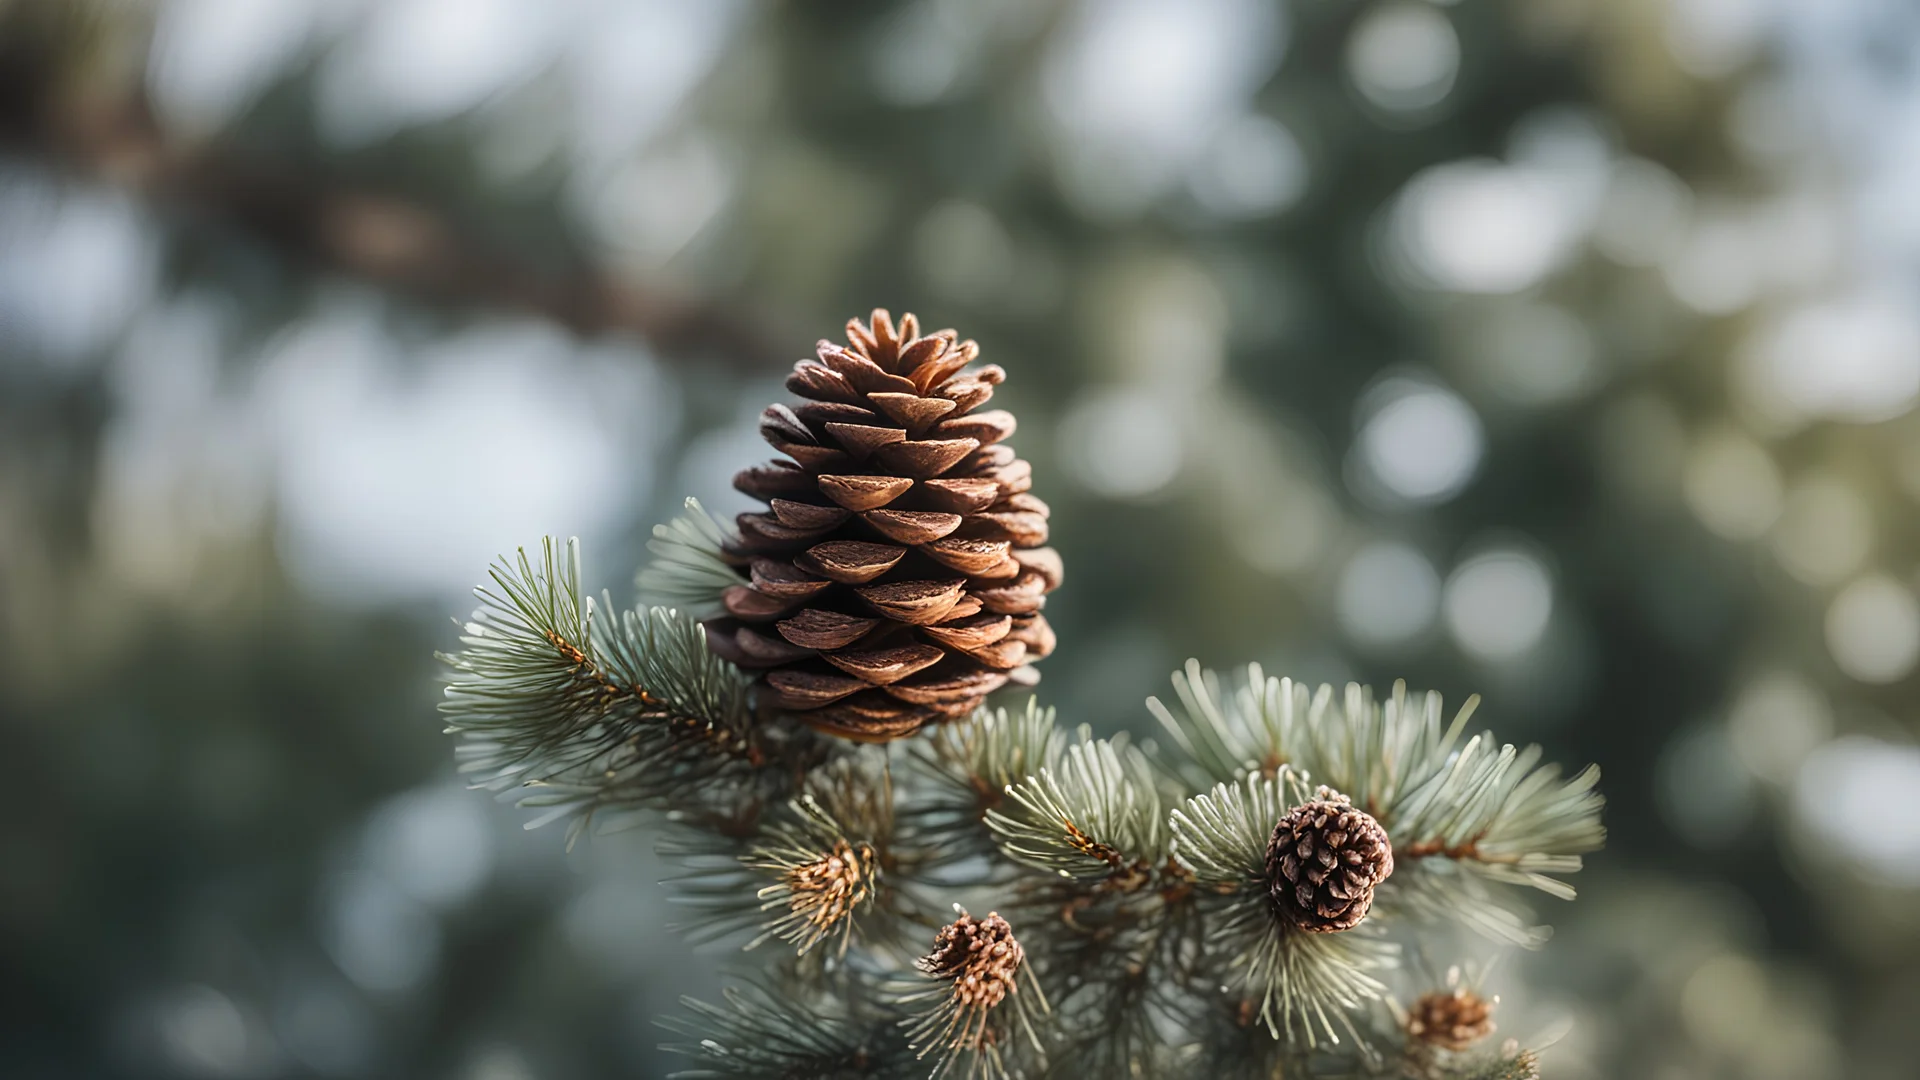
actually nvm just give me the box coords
[1406,988,1497,1051]
[706,310,1061,742]
[1264,787,1394,932]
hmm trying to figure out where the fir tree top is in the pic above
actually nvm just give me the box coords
[440,313,1603,1078]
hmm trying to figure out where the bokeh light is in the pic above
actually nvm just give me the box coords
[1824,575,1920,684]
[0,181,155,363]
[1351,376,1484,505]
[1725,671,1832,785]
[1041,0,1283,215]
[152,984,260,1079]
[256,308,666,603]
[1059,386,1185,500]
[1796,737,1920,886]
[318,0,559,146]
[322,873,442,994]
[1769,475,1872,586]
[1389,160,1579,294]
[915,200,1019,305]
[1683,426,1783,541]
[1460,300,1601,407]
[1337,540,1441,649]
[1346,2,1459,116]
[1593,158,1694,267]
[1188,114,1310,219]
[1736,295,1920,428]
[1444,547,1554,663]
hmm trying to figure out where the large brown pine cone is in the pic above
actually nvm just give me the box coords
[1264,787,1394,932]
[704,310,1061,742]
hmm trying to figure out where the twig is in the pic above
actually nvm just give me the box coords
[0,10,787,369]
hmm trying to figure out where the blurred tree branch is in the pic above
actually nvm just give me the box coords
[0,4,785,370]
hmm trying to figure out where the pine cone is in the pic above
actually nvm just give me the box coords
[917,910,1025,1013]
[706,310,1061,742]
[1406,988,1496,1051]
[1264,787,1394,932]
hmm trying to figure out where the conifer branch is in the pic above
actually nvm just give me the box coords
[637,498,742,619]
[987,735,1167,884]
[661,981,910,1079]
[901,699,1068,871]
[1151,664,1605,943]
[1172,770,1396,1046]
[663,755,896,958]
[440,537,772,845]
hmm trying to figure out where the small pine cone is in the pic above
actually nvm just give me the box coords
[1264,787,1394,932]
[918,910,1024,1013]
[705,310,1061,742]
[1406,988,1497,1051]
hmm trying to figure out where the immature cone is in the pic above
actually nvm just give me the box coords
[756,838,877,956]
[1406,988,1497,1051]
[1264,787,1394,932]
[918,910,1025,1013]
[705,310,1061,742]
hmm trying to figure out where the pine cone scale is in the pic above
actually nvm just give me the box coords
[821,643,946,684]
[794,399,880,426]
[862,510,963,545]
[866,391,955,429]
[965,638,1027,669]
[710,310,1059,741]
[748,558,832,600]
[794,541,904,583]
[922,538,1010,574]
[935,410,1016,445]
[856,579,968,624]
[768,499,849,531]
[1011,547,1063,589]
[822,422,907,458]
[922,614,1013,650]
[919,477,1000,512]
[816,474,915,511]
[882,664,1009,704]
[722,585,791,621]
[776,610,878,650]
[890,335,943,373]
[873,438,981,479]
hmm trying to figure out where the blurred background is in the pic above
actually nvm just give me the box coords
[3,0,1919,1076]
